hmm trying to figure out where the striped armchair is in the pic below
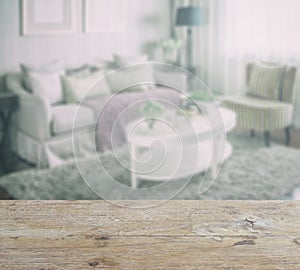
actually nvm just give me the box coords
[221,62,297,146]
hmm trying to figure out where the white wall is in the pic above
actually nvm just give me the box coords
[0,0,170,89]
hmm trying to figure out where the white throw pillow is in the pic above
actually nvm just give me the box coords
[63,71,111,103]
[20,61,64,90]
[153,69,188,92]
[106,65,154,93]
[113,54,148,68]
[26,71,64,105]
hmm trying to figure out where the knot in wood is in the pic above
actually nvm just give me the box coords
[245,217,257,227]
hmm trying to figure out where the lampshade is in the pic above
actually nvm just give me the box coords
[176,6,202,27]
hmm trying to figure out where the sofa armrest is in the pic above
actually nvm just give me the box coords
[6,73,52,140]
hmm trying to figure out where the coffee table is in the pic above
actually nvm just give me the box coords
[126,107,236,188]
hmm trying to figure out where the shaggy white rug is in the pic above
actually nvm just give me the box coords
[0,134,299,200]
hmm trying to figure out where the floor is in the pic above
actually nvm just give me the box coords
[0,127,299,199]
[234,127,300,149]
[235,127,300,200]
[3,129,300,174]
[273,127,300,148]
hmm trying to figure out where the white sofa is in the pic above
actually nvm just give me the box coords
[6,73,95,167]
[6,63,187,168]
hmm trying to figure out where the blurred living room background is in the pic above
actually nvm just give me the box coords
[0,0,300,200]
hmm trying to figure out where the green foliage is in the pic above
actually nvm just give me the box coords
[187,90,214,102]
[140,101,164,118]
[157,38,182,50]
[139,101,164,129]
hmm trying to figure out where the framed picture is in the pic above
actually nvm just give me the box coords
[21,0,75,36]
[83,0,127,33]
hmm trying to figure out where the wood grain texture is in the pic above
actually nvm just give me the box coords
[0,201,300,269]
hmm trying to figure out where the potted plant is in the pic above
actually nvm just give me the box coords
[183,90,216,114]
[139,101,164,129]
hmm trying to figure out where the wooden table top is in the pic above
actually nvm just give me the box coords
[0,201,299,269]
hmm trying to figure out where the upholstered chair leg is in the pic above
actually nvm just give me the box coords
[264,131,271,147]
[250,129,255,138]
[285,126,291,146]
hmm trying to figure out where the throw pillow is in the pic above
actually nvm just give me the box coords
[106,65,154,94]
[63,71,111,103]
[153,69,188,92]
[26,71,64,105]
[113,54,148,68]
[247,63,286,100]
[20,61,64,91]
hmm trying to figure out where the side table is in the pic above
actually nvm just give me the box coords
[0,92,19,174]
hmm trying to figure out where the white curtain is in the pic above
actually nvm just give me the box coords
[197,0,300,128]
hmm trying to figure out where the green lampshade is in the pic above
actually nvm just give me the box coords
[176,6,202,27]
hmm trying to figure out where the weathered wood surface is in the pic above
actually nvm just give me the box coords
[0,201,300,269]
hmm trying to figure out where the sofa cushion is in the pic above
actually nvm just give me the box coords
[51,105,95,134]
[247,63,285,100]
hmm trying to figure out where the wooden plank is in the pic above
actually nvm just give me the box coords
[0,201,300,269]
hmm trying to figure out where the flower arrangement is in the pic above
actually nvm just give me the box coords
[157,38,182,64]
[158,38,182,50]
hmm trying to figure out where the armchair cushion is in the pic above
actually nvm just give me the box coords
[51,105,95,135]
[221,95,293,131]
[247,63,285,100]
